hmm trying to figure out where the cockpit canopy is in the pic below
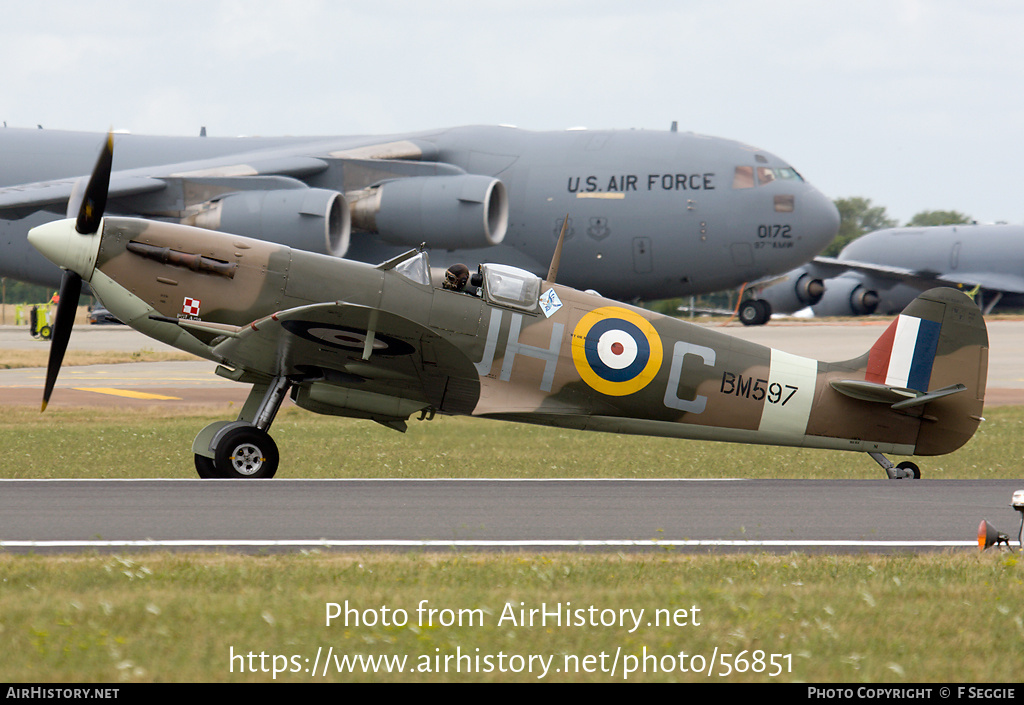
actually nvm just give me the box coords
[479,263,541,312]
[389,250,542,312]
[392,250,431,285]
[390,250,542,313]
[732,165,803,189]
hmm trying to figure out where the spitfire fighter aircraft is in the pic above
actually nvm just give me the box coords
[759,223,1024,318]
[29,139,988,480]
[0,124,839,312]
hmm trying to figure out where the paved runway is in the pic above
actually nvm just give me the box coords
[1,478,1020,553]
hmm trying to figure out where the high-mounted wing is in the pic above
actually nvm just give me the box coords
[0,132,508,258]
[0,174,166,219]
[810,256,1024,295]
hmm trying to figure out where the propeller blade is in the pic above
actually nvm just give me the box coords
[546,214,569,284]
[40,133,114,410]
[74,132,114,234]
[41,270,83,411]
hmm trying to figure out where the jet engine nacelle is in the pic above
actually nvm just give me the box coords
[350,175,508,250]
[811,275,880,317]
[759,267,825,314]
[189,188,351,258]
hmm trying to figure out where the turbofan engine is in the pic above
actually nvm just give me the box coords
[349,174,508,250]
[812,275,880,316]
[186,188,351,257]
[759,268,825,314]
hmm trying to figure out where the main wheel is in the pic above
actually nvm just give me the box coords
[194,454,223,479]
[738,299,770,326]
[214,426,279,479]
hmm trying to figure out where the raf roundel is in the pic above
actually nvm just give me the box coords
[572,306,663,396]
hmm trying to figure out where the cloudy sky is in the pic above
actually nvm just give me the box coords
[1,0,1021,226]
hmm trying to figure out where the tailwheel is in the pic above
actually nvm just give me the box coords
[870,452,921,479]
[214,425,279,479]
[895,461,921,479]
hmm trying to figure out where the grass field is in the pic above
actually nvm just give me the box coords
[1,403,1022,480]
[0,551,1021,683]
[0,348,198,369]
[1,395,1021,683]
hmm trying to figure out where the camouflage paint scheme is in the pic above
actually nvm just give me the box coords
[32,215,988,478]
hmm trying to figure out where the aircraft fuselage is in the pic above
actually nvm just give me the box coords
[0,125,840,300]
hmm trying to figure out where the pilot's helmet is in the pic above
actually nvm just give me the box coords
[444,263,470,291]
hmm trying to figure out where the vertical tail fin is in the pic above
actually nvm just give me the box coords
[831,288,988,456]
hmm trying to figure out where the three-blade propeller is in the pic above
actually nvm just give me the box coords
[41,133,113,411]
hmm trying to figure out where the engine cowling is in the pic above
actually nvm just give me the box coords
[188,188,350,257]
[759,267,825,313]
[350,175,508,250]
[811,275,880,317]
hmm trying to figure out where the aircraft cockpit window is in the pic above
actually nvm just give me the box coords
[480,263,541,312]
[735,165,804,189]
[756,166,804,186]
[756,167,776,186]
[733,166,755,189]
[393,251,431,286]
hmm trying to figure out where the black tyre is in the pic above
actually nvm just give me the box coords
[194,454,223,479]
[896,460,921,479]
[738,299,770,326]
[214,426,279,479]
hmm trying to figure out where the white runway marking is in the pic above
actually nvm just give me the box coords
[0,539,989,549]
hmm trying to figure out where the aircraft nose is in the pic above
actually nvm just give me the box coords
[27,218,101,281]
[803,187,840,253]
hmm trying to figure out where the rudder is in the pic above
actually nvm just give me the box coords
[874,288,988,455]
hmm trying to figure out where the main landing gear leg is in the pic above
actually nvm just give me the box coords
[869,452,921,480]
[193,376,291,479]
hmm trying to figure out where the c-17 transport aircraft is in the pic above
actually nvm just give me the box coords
[758,223,1024,317]
[0,124,839,311]
[26,138,987,480]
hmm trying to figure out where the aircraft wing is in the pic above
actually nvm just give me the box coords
[0,135,450,219]
[182,301,481,422]
[809,256,932,282]
[810,256,1024,295]
[0,174,167,218]
[933,272,1024,295]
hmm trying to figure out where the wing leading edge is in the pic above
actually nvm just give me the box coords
[201,301,481,428]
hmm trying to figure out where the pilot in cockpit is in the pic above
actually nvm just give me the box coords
[443,263,470,292]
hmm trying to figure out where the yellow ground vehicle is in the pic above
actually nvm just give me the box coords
[28,304,52,340]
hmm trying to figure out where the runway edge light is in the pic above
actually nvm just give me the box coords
[977,520,1009,551]
[977,489,1024,551]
